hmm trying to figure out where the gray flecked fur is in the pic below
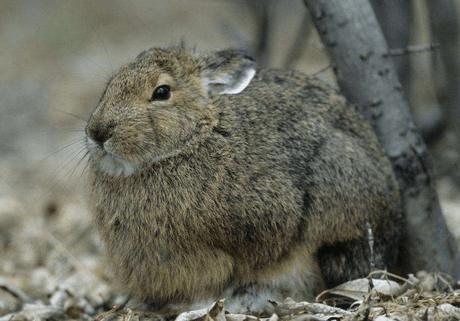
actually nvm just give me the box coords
[85,47,402,314]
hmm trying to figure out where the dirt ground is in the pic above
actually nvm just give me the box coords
[0,1,459,320]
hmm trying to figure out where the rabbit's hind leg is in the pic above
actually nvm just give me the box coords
[316,235,398,288]
[223,253,324,314]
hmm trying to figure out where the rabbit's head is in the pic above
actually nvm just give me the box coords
[85,47,255,176]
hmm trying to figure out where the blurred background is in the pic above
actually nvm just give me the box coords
[0,0,459,318]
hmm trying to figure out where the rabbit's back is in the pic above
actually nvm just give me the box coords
[215,69,402,284]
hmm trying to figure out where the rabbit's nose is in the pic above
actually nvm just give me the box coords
[87,124,114,147]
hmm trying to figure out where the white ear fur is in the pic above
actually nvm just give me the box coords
[201,49,256,96]
[202,67,256,96]
[218,68,256,94]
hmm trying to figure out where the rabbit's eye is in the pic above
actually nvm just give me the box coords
[151,85,171,101]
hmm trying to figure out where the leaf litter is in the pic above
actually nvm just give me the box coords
[1,264,459,321]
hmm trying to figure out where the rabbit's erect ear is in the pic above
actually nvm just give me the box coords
[201,49,256,95]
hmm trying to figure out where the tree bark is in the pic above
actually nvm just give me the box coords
[371,0,412,98]
[303,0,460,277]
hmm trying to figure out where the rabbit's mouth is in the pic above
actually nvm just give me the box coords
[86,137,138,176]
[86,136,184,176]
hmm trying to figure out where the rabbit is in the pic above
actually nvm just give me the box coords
[85,46,402,314]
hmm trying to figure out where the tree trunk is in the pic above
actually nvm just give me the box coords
[427,0,460,181]
[371,0,412,98]
[247,0,273,67]
[303,0,460,277]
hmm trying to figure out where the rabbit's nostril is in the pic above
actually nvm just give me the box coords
[88,125,113,147]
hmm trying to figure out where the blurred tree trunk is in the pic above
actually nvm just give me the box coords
[427,0,460,179]
[247,0,273,66]
[283,12,312,68]
[361,1,445,144]
[304,0,460,277]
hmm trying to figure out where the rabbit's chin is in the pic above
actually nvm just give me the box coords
[96,153,138,177]
[87,137,184,176]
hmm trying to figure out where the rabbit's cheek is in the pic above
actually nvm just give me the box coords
[151,116,188,148]
[110,121,145,150]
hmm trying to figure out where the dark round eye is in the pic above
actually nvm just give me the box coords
[151,85,171,101]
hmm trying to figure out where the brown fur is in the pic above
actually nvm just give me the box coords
[85,47,402,313]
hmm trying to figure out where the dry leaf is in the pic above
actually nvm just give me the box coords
[317,278,400,302]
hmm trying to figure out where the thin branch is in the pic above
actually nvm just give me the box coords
[385,43,439,57]
[311,64,332,77]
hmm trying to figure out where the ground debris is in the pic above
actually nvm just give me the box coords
[1,267,459,321]
[269,297,351,317]
[172,271,459,321]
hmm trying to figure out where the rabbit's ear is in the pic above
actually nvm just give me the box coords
[201,49,256,95]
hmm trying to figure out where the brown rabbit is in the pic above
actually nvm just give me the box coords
[85,47,402,314]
